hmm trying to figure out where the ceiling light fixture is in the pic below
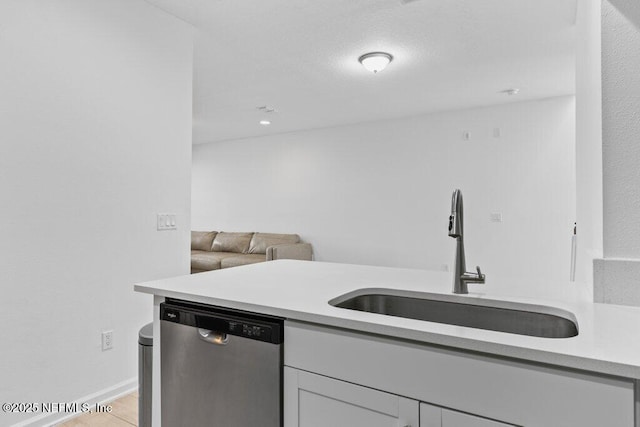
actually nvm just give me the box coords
[259,120,271,126]
[358,52,393,74]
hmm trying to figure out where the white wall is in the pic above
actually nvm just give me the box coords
[602,0,640,258]
[0,1,192,425]
[574,0,603,295]
[193,97,576,286]
[595,0,640,305]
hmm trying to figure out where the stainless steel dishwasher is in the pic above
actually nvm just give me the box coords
[160,299,283,427]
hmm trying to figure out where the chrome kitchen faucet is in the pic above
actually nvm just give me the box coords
[448,189,485,294]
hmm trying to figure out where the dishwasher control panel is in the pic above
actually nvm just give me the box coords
[160,300,283,344]
[228,321,269,339]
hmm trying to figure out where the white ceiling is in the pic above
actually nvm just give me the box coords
[145,0,577,144]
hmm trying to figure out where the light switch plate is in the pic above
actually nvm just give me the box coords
[157,213,177,230]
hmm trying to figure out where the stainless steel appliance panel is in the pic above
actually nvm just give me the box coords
[161,303,282,427]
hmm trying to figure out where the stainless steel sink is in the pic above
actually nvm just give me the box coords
[329,289,578,338]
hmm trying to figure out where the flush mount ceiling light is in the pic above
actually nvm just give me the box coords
[259,120,271,126]
[358,52,393,74]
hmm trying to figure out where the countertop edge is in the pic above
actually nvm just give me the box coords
[135,284,640,380]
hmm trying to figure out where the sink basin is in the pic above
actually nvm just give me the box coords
[329,289,578,338]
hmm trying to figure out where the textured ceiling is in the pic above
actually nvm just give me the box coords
[145,0,577,144]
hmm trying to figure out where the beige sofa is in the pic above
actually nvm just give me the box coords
[191,231,313,273]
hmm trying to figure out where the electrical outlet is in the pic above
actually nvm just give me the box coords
[490,212,503,223]
[102,331,114,351]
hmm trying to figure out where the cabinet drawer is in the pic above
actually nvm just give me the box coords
[285,321,634,427]
[285,367,419,427]
[421,403,515,427]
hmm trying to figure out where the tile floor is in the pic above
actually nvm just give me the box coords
[57,391,138,426]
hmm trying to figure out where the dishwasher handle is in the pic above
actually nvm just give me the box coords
[198,328,229,345]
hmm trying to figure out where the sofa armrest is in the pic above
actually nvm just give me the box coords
[266,243,313,261]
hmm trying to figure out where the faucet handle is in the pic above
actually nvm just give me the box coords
[475,266,485,281]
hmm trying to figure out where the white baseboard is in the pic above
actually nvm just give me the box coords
[12,378,137,427]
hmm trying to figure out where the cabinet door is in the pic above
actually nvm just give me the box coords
[420,403,515,427]
[285,367,419,427]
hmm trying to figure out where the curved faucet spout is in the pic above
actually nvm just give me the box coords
[448,189,484,294]
[448,189,463,238]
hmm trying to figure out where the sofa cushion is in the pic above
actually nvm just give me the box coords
[212,232,253,254]
[191,231,217,251]
[220,254,266,269]
[191,251,241,271]
[190,251,222,271]
[248,233,300,254]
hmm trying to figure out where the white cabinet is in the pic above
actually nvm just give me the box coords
[284,367,512,427]
[420,403,513,427]
[284,367,419,427]
[285,321,635,427]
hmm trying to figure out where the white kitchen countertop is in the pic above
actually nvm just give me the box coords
[134,260,640,380]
